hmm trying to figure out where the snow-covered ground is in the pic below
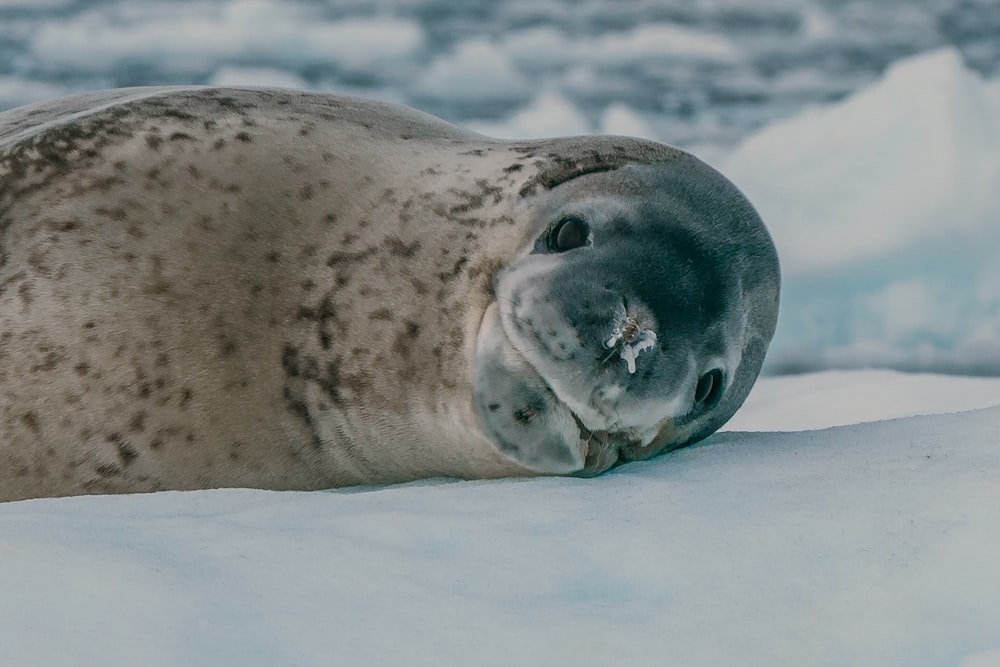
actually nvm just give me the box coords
[2,369,1000,666]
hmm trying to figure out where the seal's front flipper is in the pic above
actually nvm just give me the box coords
[473,305,585,474]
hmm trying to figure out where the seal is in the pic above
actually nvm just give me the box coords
[0,87,779,501]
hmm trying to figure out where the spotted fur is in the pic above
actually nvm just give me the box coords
[0,87,778,501]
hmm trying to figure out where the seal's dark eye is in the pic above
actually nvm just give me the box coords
[694,369,723,407]
[548,217,589,252]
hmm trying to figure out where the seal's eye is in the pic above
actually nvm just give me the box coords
[694,369,723,407]
[548,216,589,252]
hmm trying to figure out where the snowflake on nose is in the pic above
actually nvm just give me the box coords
[604,317,657,374]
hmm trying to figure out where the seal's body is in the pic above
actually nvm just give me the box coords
[0,88,778,501]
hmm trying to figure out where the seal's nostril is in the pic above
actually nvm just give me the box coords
[694,369,724,407]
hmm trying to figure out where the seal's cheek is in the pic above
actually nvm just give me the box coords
[473,304,585,474]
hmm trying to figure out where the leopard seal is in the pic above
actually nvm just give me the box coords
[0,87,779,501]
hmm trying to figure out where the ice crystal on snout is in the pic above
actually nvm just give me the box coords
[605,324,657,374]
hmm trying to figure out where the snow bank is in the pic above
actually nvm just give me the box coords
[468,91,591,139]
[726,48,1000,277]
[726,369,1000,431]
[2,371,999,666]
[723,48,1000,374]
[413,40,530,102]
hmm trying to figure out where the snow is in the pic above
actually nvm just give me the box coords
[598,102,658,141]
[468,91,591,139]
[413,40,531,102]
[723,48,1000,375]
[3,370,1000,665]
[725,48,1000,277]
[725,369,1000,432]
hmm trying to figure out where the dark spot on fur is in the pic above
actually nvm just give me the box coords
[129,411,146,433]
[488,403,501,412]
[20,411,41,433]
[213,138,226,150]
[282,344,300,377]
[449,179,505,216]
[327,247,377,267]
[503,163,523,173]
[96,463,122,478]
[437,257,468,282]
[94,206,128,221]
[343,371,371,394]
[235,131,252,143]
[220,337,237,357]
[265,251,280,263]
[169,132,195,142]
[369,308,393,321]
[146,134,163,150]
[113,437,139,466]
[161,108,197,122]
[30,348,63,372]
[318,359,345,405]
[180,388,193,408]
[300,184,314,201]
[384,236,421,258]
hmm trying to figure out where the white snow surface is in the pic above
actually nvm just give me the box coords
[3,369,1000,666]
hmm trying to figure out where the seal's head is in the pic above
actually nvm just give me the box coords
[474,153,780,475]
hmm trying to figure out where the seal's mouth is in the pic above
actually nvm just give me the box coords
[568,410,678,477]
[569,413,627,476]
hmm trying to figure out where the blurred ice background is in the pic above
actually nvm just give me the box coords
[2,0,998,375]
